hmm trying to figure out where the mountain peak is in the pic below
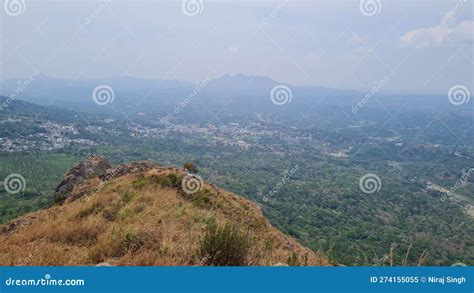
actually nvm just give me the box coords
[0,157,329,266]
[205,74,282,94]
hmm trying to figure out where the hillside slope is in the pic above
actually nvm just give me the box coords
[0,156,329,266]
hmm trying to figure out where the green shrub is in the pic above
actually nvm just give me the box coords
[149,173,181,188]
[191,189,213,209]
[121,230,146,252]
[286,252,309,266]
[198,223,250,266]
[132,177,150,190]
[121,190,136,203]
[166,173,182,187]
[183,162,198,174]
[150,175,171,187]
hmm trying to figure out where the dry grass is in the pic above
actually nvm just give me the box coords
[0,168,330,266]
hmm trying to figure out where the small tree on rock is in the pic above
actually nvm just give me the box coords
[183,162,198,174]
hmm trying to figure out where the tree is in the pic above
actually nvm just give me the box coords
[183,162,198,174]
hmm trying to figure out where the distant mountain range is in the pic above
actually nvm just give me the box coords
[0,74,461,119]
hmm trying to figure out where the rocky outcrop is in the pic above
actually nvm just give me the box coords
[53,156,159,204]
[103,161,158,180]
[54,156,112,203]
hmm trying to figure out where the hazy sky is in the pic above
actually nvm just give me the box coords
[1,0,473,94]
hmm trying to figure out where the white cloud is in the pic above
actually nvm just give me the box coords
[400,21,474,48]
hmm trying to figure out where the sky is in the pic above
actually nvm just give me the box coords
[0,0,473,94]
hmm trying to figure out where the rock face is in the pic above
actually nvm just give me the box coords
[53,156,159,203]
[54,156,112,203]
